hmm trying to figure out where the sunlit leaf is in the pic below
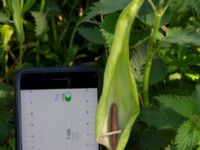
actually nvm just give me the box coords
[0,24,14,51]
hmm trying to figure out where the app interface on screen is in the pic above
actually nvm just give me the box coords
[21,88,98,150]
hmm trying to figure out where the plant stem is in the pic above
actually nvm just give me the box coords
[40,0,45,12]
[51,18,58,48]
[19,43,23,64]
[143,2,163,108]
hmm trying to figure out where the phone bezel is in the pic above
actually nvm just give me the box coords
[15,67,102,150]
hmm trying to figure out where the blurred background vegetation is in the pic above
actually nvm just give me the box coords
[0,0,200,149]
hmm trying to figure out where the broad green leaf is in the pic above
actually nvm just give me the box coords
[138,0,155,26]
[149,58,168,86]
[140,130,175,150]
[175,119,200,150]
[96,0,144,149]
[12,0,25,43]
[83,0,131,21]
[78,26,104,44]
[23,0,36,13]
[0,24,14,51]
[31,11,49,37]
[101,13,119,47]
[193,84,200,114]
[155,95,197,118]
[44,0,61,19]
[140,106,185,129]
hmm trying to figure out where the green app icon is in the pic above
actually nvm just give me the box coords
[65,92,71,102]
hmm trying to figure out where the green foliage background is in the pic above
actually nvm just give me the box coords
[0,0,199,149]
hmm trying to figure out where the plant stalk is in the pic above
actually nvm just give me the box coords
[143,2,163,108]
[19,43,23,64]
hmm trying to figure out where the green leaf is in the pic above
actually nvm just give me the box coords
[140,106,185,129]
[83,0,131,21]
[96,0,144,149]
[12,0,25,43]
[168,0,200,25]
[31,11,49,37]
[9,138,15,150]
[140,130,175,150]
[138,0,155,26]
[0,83,13,99]
[175,120,200,150]
[149,58,168,86]
[193,84,200,114]
[24,0,37,13]
[162,27,200,46]
[101,13,119,47]
[44,0,61,19]
[78,26,104,44]
[0,84,13,139]
[130,44,147,85]
[155,95,197,118]
[0,12,10,23]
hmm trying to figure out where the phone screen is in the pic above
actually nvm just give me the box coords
[16,69,99,150]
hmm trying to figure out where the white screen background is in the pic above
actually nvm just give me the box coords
[21,88,98,150]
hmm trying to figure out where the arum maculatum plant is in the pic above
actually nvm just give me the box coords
[95,0,144,150]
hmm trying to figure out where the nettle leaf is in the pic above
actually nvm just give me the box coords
[0,12,10,23]
[175,120,200,150]
[78,26,104,44]
[162,27,200,46]
[130,44,147,85]
[101,13,119,47]
[168,0,200,23]
[140,130,175,150]
[31,11,49,37]
[83,0,131,21]
[155,95,197,118]
[140,106,185,129]
[131,51,168,88]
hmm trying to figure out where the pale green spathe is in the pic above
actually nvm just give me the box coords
[96,0,144,149]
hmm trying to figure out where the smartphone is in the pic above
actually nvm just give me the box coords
[15,67,101,150]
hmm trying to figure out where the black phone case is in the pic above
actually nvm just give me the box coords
[15,66,104,150]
